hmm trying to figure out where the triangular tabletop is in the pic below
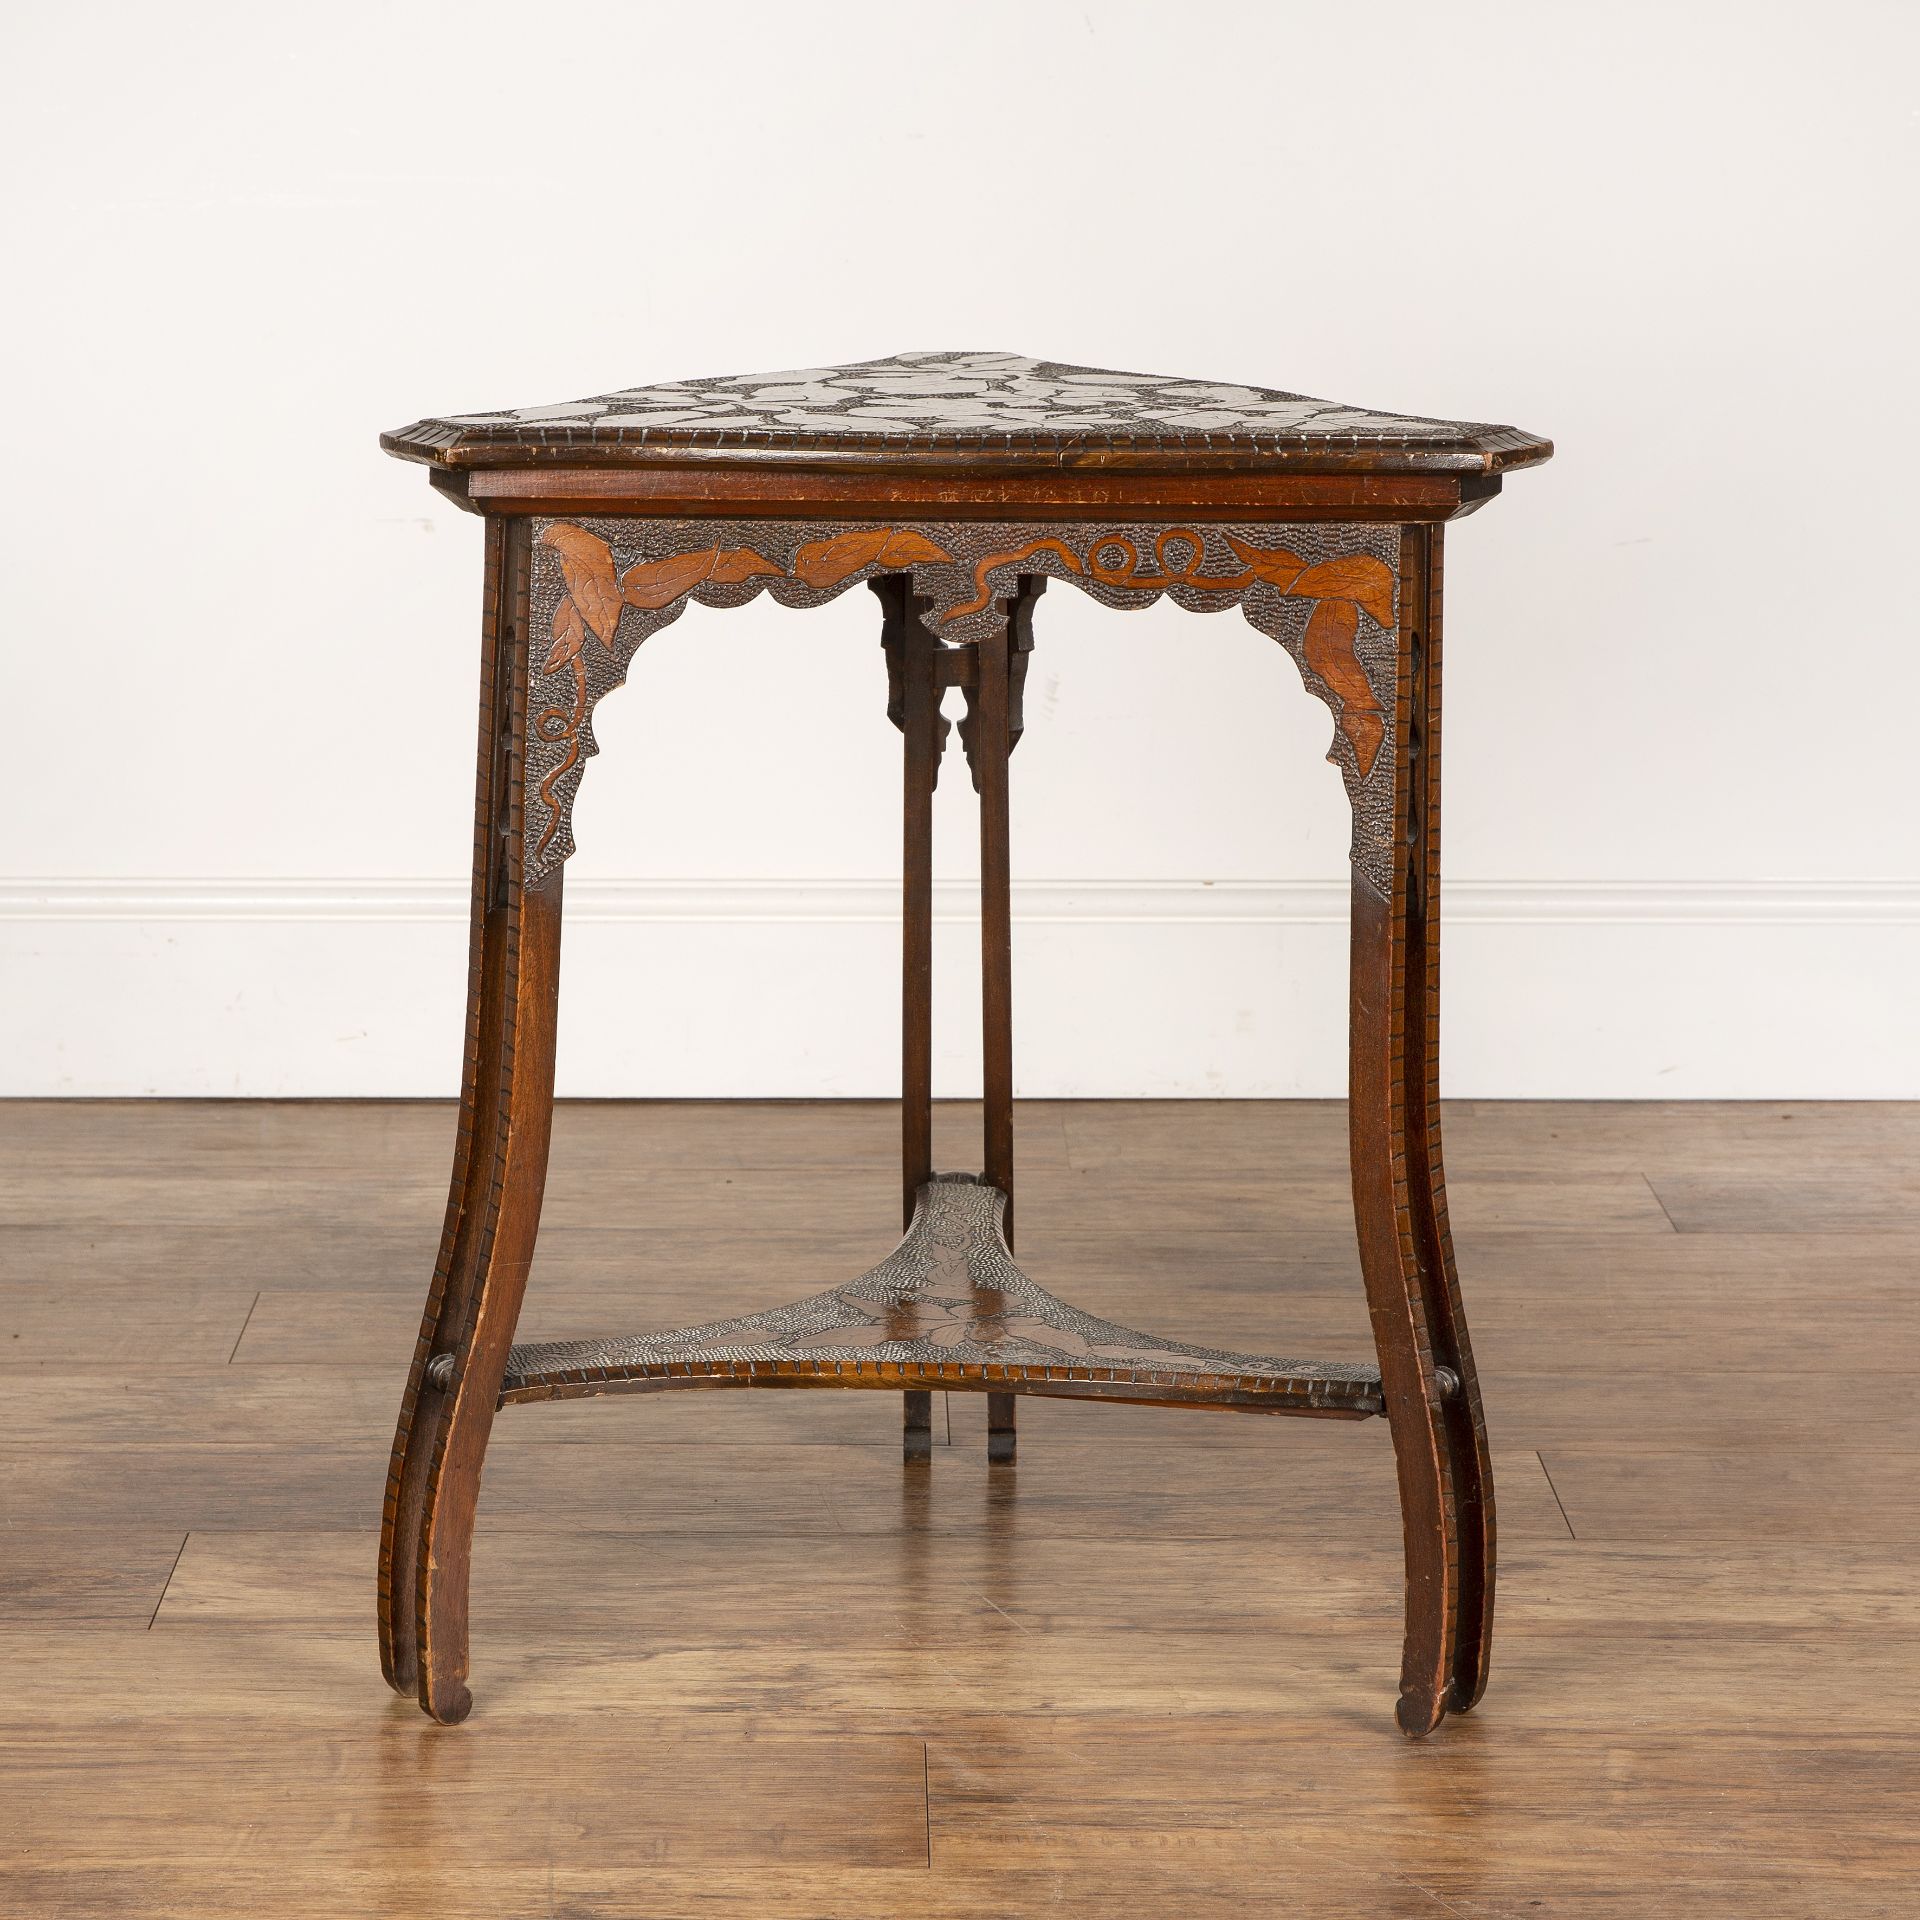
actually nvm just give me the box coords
[383,350,1550,475]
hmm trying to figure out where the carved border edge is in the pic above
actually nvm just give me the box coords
[522,518,1401,893]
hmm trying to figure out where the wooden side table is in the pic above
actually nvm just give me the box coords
[376,352,1551,1735]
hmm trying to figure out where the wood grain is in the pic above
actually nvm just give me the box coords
[2,1724,929,1870]
[0,1529,187,1627]
[155,1530,1917,1640]
[0,1435,1566,1539]
[461,461,1484,523]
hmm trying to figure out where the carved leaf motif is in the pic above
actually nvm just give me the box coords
[1223,533,1308,587]
[705,547,786,586]
[1302,598,1384,777]
[1341,706,1386,779]
[1286,555,1396,630]
[790,528,895,587]
[545,595,587,672]
[620,550,722,610]
[876,529,953,568]
[792,527,952,587]
[539,524,624,643]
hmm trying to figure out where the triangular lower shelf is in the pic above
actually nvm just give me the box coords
[500,1174,1384,1419]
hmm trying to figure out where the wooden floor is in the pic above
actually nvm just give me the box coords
[3,1099,1916,1917]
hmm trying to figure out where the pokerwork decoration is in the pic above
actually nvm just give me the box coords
[499,1175,1385,1414]
[526,517,1401,889]
[386,350,1516,459]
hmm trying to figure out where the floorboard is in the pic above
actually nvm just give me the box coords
[1,1097,1914,1916]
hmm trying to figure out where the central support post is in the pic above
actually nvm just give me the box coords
[884,575,943,1459]
[974,591,1019,1462]
[880,573,1041,1461]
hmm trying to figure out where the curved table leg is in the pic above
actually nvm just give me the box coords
[378,518,563,1723]
[1403,528,1495,1713]
[1348,524,1494,1738]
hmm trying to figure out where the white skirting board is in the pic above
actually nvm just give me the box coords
[2,878,1916,1099]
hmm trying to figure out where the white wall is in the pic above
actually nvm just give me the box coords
[3,0,1916,1098]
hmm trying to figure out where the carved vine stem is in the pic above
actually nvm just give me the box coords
[531,653,587,860]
